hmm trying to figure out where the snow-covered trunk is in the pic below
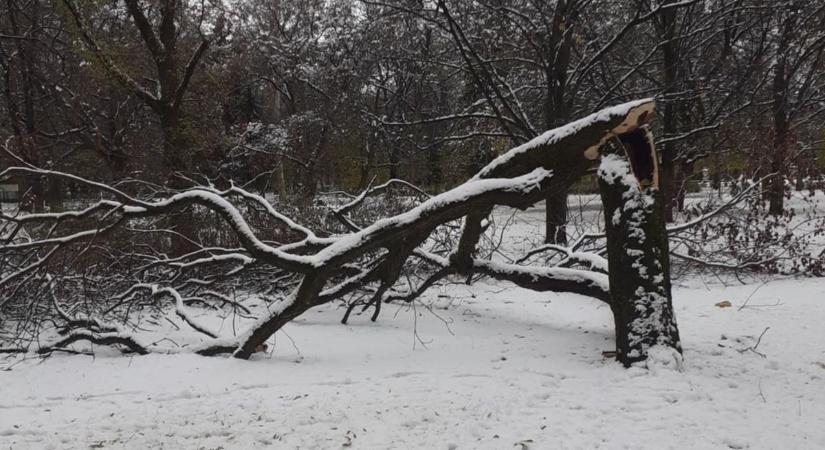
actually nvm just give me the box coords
[598,129,682,368]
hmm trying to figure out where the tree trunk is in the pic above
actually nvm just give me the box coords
[660,143,676,220]
[44,177,63,212]
[767,7,795,216]
[160,112,191,185]
[13,136,44,212]
[768,65,789,215]
[658,0,680,222]
[544,188,568,244]
[711,151,722,192]
[540,0,574,244]
[795,163,805,192]
[675,162,694,213]
[274,157,288,199]
[767,146,787,215]
[358,139,375,190]
[598,127,682,368]
[160,109,200,255]
[4,10,43,212]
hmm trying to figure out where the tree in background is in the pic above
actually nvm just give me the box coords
[759,1,825,214]
[60,0,228,184]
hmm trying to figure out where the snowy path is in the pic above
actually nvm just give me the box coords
[2,278,824,449]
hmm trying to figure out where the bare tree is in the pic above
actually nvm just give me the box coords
[760,1,825,215]
[60,0,227,182]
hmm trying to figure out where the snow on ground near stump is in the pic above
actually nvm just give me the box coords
[2,278,824,449]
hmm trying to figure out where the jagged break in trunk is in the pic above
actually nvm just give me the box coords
[598,127,682,368]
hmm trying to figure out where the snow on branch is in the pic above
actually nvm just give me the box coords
[38,330,150,355]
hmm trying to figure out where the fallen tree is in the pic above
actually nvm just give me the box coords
[0,99,682,367]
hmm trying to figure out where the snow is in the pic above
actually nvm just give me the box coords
[2,277,824,449]
[597,153,639,189]
[640,344,685,373]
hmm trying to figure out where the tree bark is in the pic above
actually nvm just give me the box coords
[598,127,682,368]
[767,80,789,215]
[545,188,569,244]
[767,5,797,216]
[658,0,680,222]
[541,0,574,244]
[3,3,44,212]
[674,162,694,213]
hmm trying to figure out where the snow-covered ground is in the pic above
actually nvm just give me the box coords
[2,277,824,449]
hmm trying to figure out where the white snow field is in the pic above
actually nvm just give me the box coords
[2,277,824,449]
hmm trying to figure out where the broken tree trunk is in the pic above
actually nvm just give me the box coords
[598,126,682,368]
[9,99,684,369]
